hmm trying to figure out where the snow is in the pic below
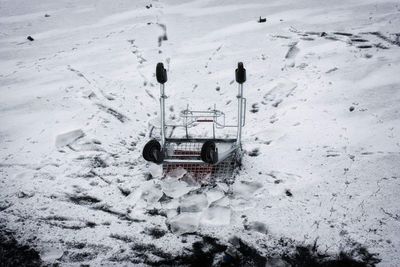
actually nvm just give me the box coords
[1,0,399,265]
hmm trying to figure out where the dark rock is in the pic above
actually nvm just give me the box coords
[285,189,293,197]
[258,17,267,23]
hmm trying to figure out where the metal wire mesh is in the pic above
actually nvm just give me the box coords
[163,141,238,183]
[165,142,202,159]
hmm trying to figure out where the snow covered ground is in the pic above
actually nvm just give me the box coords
[1,0,399,265]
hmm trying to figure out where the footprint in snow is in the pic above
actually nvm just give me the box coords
[250,103,259,113]
[297,30,398,50]
[266,171,302,185]
[248,148,260,157]
[285,42,299,59]
[262,79,297,108]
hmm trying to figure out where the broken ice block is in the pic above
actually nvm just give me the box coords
[55,129,84,148]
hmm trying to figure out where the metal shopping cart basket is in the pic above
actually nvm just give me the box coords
[142,62,247,183]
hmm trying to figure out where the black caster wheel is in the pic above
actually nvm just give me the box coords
[143,140,164,164]
[201,140,218,164]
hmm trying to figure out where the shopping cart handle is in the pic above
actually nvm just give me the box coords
[156,62,168,84]
[235,62,246,84]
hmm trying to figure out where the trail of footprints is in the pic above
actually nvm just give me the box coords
[291,29,400,50]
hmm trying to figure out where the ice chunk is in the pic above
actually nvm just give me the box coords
[140,182,163,203]
[211,196,230,207]
[40,246,63,262]
[231,196,256,211]
[161,198,180,219]
[179,193,208,212]
[160,178,198,198]
[166,167,187,179]
[201,205,231,226]
[205,187,225,203]
[55,129,84,148]
[149,163,163,178]
[165,208,179,219]
[216,182,229,193]
[168,212,202,234]
[200,192,231,226]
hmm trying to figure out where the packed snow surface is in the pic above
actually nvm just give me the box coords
[0,0,399,265]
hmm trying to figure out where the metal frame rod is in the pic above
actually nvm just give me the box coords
[165,138,237,143]
[164,143,237,165]
[164,159,204,164]
[160,83,166,147]
[157,67,245,145]
[236,83,244,147]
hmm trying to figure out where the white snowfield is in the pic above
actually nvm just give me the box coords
[0,0,399,266]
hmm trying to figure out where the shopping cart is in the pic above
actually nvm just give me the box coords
[142,62,247,183]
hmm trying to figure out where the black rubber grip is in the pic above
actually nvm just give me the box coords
[235,62,246,84]
[156,62,167,84]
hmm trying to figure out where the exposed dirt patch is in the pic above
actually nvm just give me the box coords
[282,242,380,267]
[132,235,381,267]
[143,227,167,239]
[0,229,42,267]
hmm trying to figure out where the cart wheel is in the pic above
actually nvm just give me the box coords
[201,141,218,164]
[235,62,246,84]
[156,63,168,84]
[143,140,164,164]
